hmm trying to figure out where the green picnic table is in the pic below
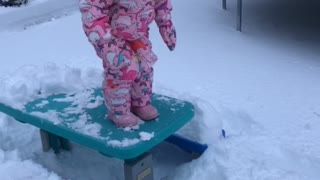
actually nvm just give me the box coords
[0,88,208,180]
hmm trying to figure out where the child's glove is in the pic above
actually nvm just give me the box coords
[159,22,176,51]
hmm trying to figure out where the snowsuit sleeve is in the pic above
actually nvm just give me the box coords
[79,0,126,55]
[155,0,176,51]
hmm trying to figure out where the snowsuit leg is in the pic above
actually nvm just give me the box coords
[101,42,139,115]
[130,37,158,107]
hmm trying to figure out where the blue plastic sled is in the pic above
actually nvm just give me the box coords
[0,88,207,180]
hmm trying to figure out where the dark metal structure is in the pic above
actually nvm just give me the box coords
[222,0,243,31]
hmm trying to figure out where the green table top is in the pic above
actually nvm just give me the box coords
[0,88,194,159]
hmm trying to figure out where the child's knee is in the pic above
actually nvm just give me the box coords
[104,53,139,82]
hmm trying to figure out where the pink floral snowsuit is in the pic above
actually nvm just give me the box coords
[79,0,176,116]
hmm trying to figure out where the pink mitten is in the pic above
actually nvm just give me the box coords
[159,22,176,51]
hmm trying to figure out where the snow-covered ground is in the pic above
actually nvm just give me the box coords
[1,0,320,179]
[0,0,77,31]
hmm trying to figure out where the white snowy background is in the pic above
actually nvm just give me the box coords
[1,0,320,179]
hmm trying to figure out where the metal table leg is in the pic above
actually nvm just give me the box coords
[39,129,72,153]
[124,152,154,180]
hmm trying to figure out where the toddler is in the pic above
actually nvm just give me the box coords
[79,0,176,127]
